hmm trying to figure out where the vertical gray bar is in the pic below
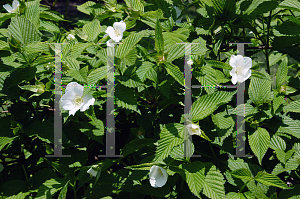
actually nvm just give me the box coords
[232,43,252,158]
[98,45,122,157]
[46,43,70,157]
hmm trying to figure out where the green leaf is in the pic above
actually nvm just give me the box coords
[279,0,300,12]
[83,19,101,42]
[5,192,30,199]
[77,1,96,15]
[191,91,236,121]
[254,171,288,189]
[211,111,234,129]
[182,162,225,199]
[70,43,92,58]
[205,60,232,70]
[121,138,155,157]
[87,66,107,85]
[23,41,49,54]
[241,1,278,21]
[154,123,184,161]
[25,0,40,28]
[226,192,255,199]
[58,181,69,199]
[231,168,254,181]
[276,56,288,89]
[269,135,286,151]
[283,100,300,113]
[40,11,67,21]
[164,62,184,86]
[116,31,145,59]
[35,178,68,199]
[8,16,40,46]
[39,20,60,33]
[195,65,217,94]
[248,71,272,106]
[155,18,164,55]
[248,127,270,165]
[0,40,10,51]
[136,61,156,82]
[279,184,300,199]
[125,162,160,170]
[0,136,17,151]
[115,84,141,114]
[124,0,144,12]
[4,67,36,88]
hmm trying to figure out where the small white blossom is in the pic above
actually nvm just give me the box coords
[187,59,193,65]
[3,0,19,13]
[67,34,75,40]
[87,167,97,177]
[149,166,168,188]
[60,82,95,116]
[105,21,126,43]
[229,55,252,85]
[186,124,201,136]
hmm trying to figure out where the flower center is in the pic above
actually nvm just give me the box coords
[114,29,121,37]
[73,96,83,106]
[158,168,164,176]
[235,65,243,75]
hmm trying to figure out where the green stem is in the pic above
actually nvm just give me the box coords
[209,142,217,159]
[265,11,272,75]
[72,185,77,199]
[239,181,250,193]
[22,164,30,189]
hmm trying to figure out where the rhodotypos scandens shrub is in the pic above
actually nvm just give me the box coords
[0,0,299,198]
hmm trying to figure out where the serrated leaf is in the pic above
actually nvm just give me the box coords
[136,61,156,82]
[39,20,60,33]
[276,56,288,89]
[231,168,253,181]
[83,19,101,42]
[195,65,217,94]
[191,91,236,121]
[116,31,145,59]
[155,123,184,161]
[8,16,40,46]
[115,84,140,114]
[25,0,40,28]
[35,178,68,199]
[164,62,184,86]
[58,181,69,199]
[155,18,164,55]
[283,100,300,113]
[249,71,272,106]
[248,127,270,165]
[87,66,106,85]
[254,171,288,189]
[206,60,232,70]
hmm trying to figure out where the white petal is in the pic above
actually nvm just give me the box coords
[61,90,76,110]
[87,168,97,177]
[69,106,80,116]
[237,75,245,83]
[229,68,236,77]
[107,39,116,47]
[150,177,157,187]
[236,55,244,68]
[244,69,251,81]
[243,57,252,69]
[65,82,84,97]
[3,4,13,13]
[149,166,168,188]
[229,55,237,68]
[113,21,126,33]
[80,93,95,112]
[105,26,116,38]
[12,0,19,10]
[112,34,123,43]
[231,74,237,85]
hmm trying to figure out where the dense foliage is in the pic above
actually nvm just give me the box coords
[0,0,300,198]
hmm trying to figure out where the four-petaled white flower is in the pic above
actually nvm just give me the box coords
[186,124,201,136]
[149,165,168,188]
[87,167,97,177]
[67,34,75,40]
[60,82,95,116]
[105,21,126,44]
[3,0,19,13]
[187,59,193,65]
[229,55,252,85]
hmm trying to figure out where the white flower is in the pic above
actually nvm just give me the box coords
[87,167,97,177]
[187,59,193,65]
[186,124,201,136]
[149,166,168,188]
[105,21,126,43]
[67,34,75,40]
[229,55,252,85]
[3,0,19,13]
[60,82,95,116]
